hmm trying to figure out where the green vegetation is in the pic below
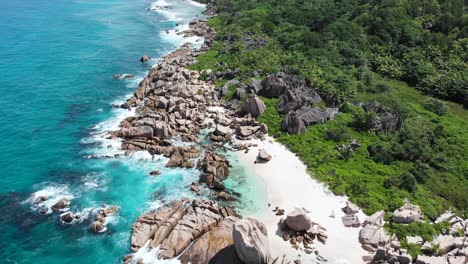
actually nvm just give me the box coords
[386,221,450,242]
[192,0,468,235]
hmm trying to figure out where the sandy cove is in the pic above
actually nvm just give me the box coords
[235,136,368,264]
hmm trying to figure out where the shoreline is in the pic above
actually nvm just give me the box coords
[233,137,368,263]
[108,1,371,262]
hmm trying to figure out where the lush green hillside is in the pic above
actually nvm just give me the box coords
[192,0,468,221]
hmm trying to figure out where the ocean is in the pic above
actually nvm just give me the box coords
[0,0,267,263]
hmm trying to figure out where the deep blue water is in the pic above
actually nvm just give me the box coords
[0,0,267,263]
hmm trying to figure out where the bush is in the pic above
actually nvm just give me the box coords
[387,221,450,242]
[384,172,417,193]
[375,83,392,93]
[409,162,432,183]
[368,142,395,164]
[324,127,351,141]
[352,110,377,132]
[424,98,448,116]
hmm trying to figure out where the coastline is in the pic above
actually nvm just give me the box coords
[233,137,368,263]
[7,0,467,263]
[106,1,371,263]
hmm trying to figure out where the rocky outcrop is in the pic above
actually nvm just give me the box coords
[361,207,468,263]
[364,210,386,226]
[140,55,151,62]
[233,218,270,264]
[90,206,118,234]
[359,208,389,253]
[281,111,306,134]
[362,101,403,133]
[117,126,154,139]
[281,107,334,134]
[241,95,266,118]
[198,151,230,191]
[285,208,312,232]
[392,203,422,224]
[180,216,242,264]
[278,210,328,256]
[343,201,360,215]
[91,221,104,233]
[257,149,272,162]
[127,200,244,264]
[359,225,389,249]
[51,198,69,212]
[421,235,464,255]
[277,88,322,114]
[415,256,467,264]
[341,214,361,227]
[295,107,333,126]
[259,72,302,98]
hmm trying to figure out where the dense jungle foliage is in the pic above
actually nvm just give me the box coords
[191,0,468,239]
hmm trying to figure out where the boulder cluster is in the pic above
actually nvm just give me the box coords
[341,201,362,228]
[355,203,468,264]
[33,196,70,215]
[278,208,328,259]
[125,199,278,264]
[89,206,119,233]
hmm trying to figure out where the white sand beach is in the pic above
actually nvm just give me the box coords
[236,136,368,264]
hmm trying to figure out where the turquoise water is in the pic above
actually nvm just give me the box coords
[0,0,266,263]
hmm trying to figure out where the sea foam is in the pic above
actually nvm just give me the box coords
[24,185,75,215]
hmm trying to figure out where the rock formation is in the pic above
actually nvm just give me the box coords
[241,95,266,118]
[126,199,244,264]
[233,218,270,264]
[392,203,423,224]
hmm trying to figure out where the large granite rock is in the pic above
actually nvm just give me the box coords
[421,235,463,255]
[392,203,422,224]
[233,218,270,264]
[359,225,389,248]
[342,214,361,227]
[277,88,322,114]
[257,149,272,162]
[247,78,262,94]
[130,200,186,252]
[281,107,333,134]
[281,111,306,134]
[117,126,154,139]
[180,216,242,264]
[285,208,311,231]
[128,199,244,264]
[154,121,171,139]
[363,210,385,226]
[198,152,231,190]
[343,201,360,215]
[295,107,333,126]
[241,96,266,118]
[259,73,290,98]
[415,256,450,264]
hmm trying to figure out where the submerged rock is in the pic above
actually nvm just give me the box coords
[140,55,151,62]
[91,221,104,233]
[51,198,69,212]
